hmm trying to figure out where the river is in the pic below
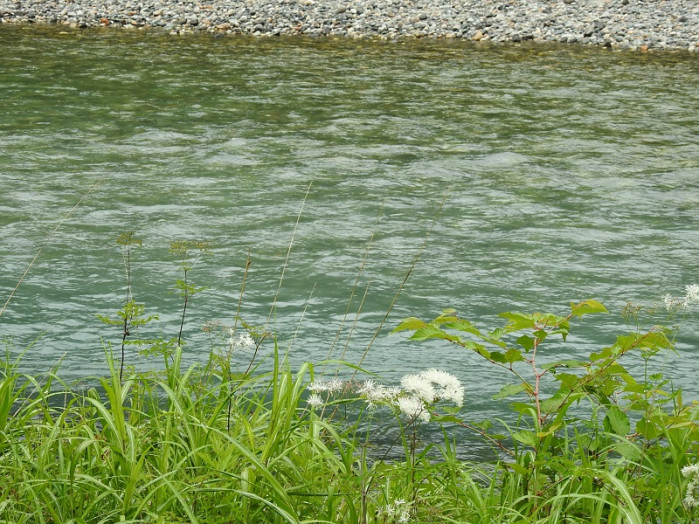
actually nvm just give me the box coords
[1,28,698,445]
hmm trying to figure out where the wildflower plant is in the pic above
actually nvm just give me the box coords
[377,497,413,523]
[663,284,699,312]
[392,293,699,521]
[683,463,699,510]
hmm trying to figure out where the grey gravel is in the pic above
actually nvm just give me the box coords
[1,0,698,51]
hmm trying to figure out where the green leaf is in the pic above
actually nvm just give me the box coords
[570,299,608,317]
[635,417,660,439]
[490,351,507,363]
[489,327,507,340]
[516,335,534,351]
[603,405,630,436]
[510,401,536,417]
[493,383,528,400]
[552,373,580,388]
[512,430,538,448]
[441,318,482,337]
[613,441,641,461]
[499,312,536,331]
[504,348,525,363]
[508,462,529,475]
[410,324,450,341]
[431,414,462,424]
[543,359,588,370]
[532,329,548,342]
[391,317,427,334]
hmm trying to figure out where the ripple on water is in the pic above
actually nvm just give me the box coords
[0,29,697,423]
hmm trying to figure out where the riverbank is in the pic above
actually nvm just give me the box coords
[1,0,698,51]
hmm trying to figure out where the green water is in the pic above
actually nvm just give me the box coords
[1,27,698,421]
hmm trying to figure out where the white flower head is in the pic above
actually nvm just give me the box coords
[397,396,430,422]
[421,368,465,407]
[400,369,464,407]
[663,294,676,311]
[682,463,699,508]
[378,498,412,521]
[684,284,699,307]
[356,380,400,407]
[327,377,344,394]
[306,393,324,409]
[229,332,255,351]
[356,379,377,395]
[663,284,699,311]
[401,373,436,404]
[308,378,345,394]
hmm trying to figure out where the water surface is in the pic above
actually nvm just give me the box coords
[1,27,698,456]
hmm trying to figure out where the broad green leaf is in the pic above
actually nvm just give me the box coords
[613,441,641,461]
[537,421,561,437]
[410,324,449,341]
[391,317,427,333]
[490,351,508,364]
[552,372,579,389]
[635,417,660,439]
[570,299,609,317]
[542,359,588,370]
[493,383,528,400]
[516,335,535,351]
[461,341,490,358]
[489,326,507,340]
[508,462,529,475]
[499,312,536,331]
[604,405,630,436]
[510,401,536,417]
[532,329,548,342]
[476,347,491,359]
[431,414,462,424]
[639,330,674,352]
[441,318,482,337]
[541,390,573,414]
[512,429,538,448]
[504,348,525,363]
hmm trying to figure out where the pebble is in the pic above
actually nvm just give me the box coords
[1,0,698,51]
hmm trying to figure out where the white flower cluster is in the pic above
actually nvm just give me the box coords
[682,463,699,508]
[377,498,412,523]
[228,331,255,351]
[663,284,699,312]
[308,378,344,394]
[356,379,402,407]
[305,377,346,410]
[305,370,465,423]
[400,369,465,407]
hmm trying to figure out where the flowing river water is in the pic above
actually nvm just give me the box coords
[1,27,698,454]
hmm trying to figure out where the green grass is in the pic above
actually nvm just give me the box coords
[0,336,696,523]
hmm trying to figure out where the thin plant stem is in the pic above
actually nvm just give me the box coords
[322,202,384,374]
[119,235,134,383]
[336,281,372,372]
[1,177,104,319]
[176,268,189,348]
[266,182,312,330]
[232,251,251,335]
[354,192,448,375]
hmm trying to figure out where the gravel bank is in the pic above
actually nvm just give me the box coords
[2,0,698,51]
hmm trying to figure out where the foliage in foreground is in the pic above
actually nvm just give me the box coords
[1,233,697,522]
[1,292,698,523]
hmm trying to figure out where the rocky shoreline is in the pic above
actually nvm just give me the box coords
[2,0,698,51]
